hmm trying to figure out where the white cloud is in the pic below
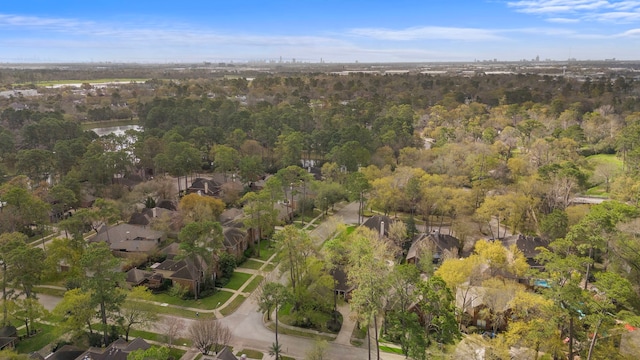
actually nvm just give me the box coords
[614,27,640,36]
[0,14,94,30]
[507,0,640,23]
[348,26,503,41]
[546,17,581,22]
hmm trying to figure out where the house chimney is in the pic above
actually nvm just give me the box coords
[380,221,385,238]
[205,182,208,195]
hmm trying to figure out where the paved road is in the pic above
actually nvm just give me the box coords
[35,202,407,359]
[215,202,407,359]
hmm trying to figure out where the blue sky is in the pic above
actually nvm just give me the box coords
[1,0,639,63]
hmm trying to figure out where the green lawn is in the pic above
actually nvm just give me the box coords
[129,329,192,347]
[220,295,246,316]
[586,153,623,168]
[262,264,276,272]
[236,349,263,359]
[238,259,265,270]
[34,286,66,297]
[380,345,404,354]
[130,303,203,318]
[168,347,186,359]
[243,275,264,293]
[254,241,278,261]
[225,272,252,290]
[149,290,234,309]
[16,323,58,353]
[265,320,336,341]
[345,225,357,235]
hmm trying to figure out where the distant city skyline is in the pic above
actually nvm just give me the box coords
[1,0,640,63]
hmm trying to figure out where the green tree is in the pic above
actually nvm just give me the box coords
[241,191,278,257]
[435,255,483,327]
[274,225,314,295]
[127,346,171,360]
[0,180,50,234]
[4,236,45,298]
[0,349,31,359]
[53,288,96,340]
[43,238,83,282]
[81,242,126,346]
[275,131,304,168]
[256,282,289,359]
[15,149,55,182]
[7,298,47,337]
[540,209,569,240]
[345,172,371,225]
[385,264,421,356]
[154,141,201,192]
[238,155,264,185]
[178,193,225,224]
[210,144,239,181]
[48,183,78,221]
[416,276,460,346]
[178,221,224,299]
[505,290,564,360]
[345,227,393,360]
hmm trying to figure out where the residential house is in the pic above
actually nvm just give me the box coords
[362,215,393,238]
[159,242,180,260]
[153,257,207,295]
[91,223,166,258]
[125,268,165,290]
[74,337,150,360]
[128,207,173,226]
[499,234,550,269]
[223,226,249,260]
[406,233,461,265]
[0,325,17,351]
[455,281,518,332]
[216,346,239,360]
[125,268,152,287]
[331,267,354,300]
[46,345,84,360]
[220,208,255,258]
[187,178,222,197]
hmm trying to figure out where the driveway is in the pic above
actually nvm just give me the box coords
[216,202,407,359]
[36,201,409,359]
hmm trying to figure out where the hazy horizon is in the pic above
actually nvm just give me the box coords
[2,0,640,63]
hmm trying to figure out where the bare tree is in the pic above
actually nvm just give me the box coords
[160,317,185,347]
[188,318,232,355]
[305,340,328,360]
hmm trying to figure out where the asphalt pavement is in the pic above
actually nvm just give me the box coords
[34,202,408,359]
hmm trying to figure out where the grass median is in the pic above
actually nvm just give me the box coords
[220,295,246,316]
[149,290,233,310]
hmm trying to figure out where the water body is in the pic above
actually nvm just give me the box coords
[89,124,142,137]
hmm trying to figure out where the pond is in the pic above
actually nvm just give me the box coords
[89,124,142,137]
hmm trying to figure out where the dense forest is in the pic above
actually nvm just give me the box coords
[2,66,640,359]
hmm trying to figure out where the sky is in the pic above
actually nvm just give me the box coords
[1,0,640,63]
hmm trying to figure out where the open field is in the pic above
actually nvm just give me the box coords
[21,78,150,87]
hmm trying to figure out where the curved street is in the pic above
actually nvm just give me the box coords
[34,202,407,359]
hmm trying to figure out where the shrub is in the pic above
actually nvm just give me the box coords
[218,253,237,280]
[215,277,230,288]
[168,283,189,299]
